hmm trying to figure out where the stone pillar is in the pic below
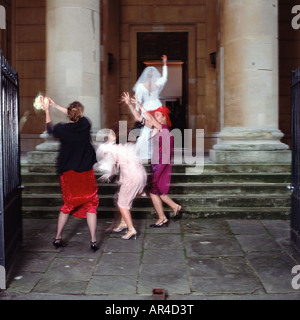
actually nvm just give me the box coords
[27,0,101,165]
[210,0,291,163]
[46,0,101,131]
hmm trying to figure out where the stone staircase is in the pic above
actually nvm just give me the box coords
[21,159,292,219]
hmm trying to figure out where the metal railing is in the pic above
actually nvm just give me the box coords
[0,50,22,290]
[291,67,300,253]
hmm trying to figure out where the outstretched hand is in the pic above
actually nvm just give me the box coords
[42,96,50,111]
[161,54,167,64]
[130,95,139,106]
[120,92,131,105]
[47,97,55,106]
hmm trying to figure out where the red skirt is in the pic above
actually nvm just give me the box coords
[60,169,99,218]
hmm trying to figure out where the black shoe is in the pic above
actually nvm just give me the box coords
[53,238,66,248]
[90,241,99,252]
[150,219,169,228]
[172,205,182,222]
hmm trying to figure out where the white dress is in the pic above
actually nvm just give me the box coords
[134,65,168,161]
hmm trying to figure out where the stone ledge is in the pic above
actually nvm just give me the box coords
[209,150,291,164]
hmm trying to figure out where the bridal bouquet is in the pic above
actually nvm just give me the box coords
[33,94,49,111]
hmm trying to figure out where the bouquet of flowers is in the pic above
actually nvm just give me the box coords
[33,94,49,111]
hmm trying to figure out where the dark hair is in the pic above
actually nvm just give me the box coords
[67,101,84,122]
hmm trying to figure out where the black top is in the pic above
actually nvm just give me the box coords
[47,117,97,175]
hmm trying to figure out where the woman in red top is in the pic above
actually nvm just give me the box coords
[43,97,99,251]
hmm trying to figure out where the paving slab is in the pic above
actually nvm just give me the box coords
[227,219,267,235]
[86,275,138,295]
[184,236,243,257]
[144,233,183,250]
[188,256,263,294]
[247,252,297,293]
[234,234,283,252]
[94,252,141,276]
[33,279,88,295]
[138,264,191,295]
[43,257,98,281]
[181,219,232,237]
[2,218,300,300]
[142,249,186,264]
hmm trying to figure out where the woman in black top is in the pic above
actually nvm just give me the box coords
[43,97,99,251]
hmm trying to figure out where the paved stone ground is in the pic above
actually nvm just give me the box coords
[1,217,300,300]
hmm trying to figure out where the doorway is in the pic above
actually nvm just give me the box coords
[137,32,188,133]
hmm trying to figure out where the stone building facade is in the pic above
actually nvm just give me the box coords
[0,0,296,163]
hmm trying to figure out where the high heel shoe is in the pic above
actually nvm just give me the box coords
[53,238,66,248]
[113,221,127,233]
[172,205,182,221]
[122,228,137,240]
[90,241,99,251]
[150,219,169,228]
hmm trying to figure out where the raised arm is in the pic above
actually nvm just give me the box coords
[130,96,162,130]
[156,55,168,87]
[120,92,143,122]
[41,96,54,135]
[162,54,167,66]
[48,97,68,115]
[42,97,51,124]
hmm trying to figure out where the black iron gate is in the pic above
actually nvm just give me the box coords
[0,51,22,290]
[291,67,300,253]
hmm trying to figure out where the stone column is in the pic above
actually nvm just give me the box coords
[27,0,101,165]
[210,0,290,163]
[46,0,101,131]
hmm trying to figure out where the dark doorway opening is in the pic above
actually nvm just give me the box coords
[137,32,188,133]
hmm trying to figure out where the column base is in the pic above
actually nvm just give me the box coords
[26,132,99,167]
[26,131,59,165]
[26,151,58,164]
[209,127,291,164]
[209,149,291,164]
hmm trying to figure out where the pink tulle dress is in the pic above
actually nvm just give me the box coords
[95,142,147,210]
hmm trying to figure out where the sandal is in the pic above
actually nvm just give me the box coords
[90,241,99,252]
[53,238,66,248]
[172,205,182,220]
[150,219,169,228]
[113,221,127,233]
[122,228,137,240]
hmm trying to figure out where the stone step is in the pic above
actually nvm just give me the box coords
[21,162,291,219]
[22,193,290,208]
[21,205,290,220]
[21,162,291,174]
[22,182,290,195]
[21,171,291,184]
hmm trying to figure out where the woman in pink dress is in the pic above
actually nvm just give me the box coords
[95,122,147,240]
[121,92,182,228]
